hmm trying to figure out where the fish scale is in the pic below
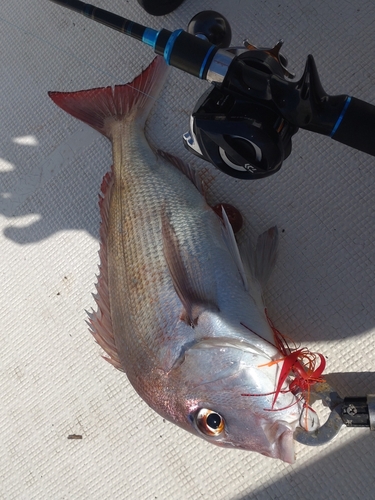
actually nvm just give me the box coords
[108,123,203,377]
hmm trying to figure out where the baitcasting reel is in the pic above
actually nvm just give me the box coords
[182,12,375,179]
[48,1,375,179]
[183,37,299,179]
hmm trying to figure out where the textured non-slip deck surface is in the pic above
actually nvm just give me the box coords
[0,1,374,498]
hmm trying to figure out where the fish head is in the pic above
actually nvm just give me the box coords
[169,340,302,463]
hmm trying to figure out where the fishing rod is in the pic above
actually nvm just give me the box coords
[48,0,375,179]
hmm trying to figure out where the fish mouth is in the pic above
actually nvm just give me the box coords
[202,419,298,464]
[277,427,296,463]
[207,424,297,463]
[263,420,297,463]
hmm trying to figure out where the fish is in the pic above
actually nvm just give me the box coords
[48,57,325,463]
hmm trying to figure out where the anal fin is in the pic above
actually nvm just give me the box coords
[87,169,124,372]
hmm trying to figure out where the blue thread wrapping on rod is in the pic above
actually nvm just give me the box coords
[164,29,183,65]
[331,96,352,137]
[142,28,159,48]
[124,20,134,35]
[199,45,216,79]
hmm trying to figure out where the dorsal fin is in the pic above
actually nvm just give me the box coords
[156,149,205,195]
[87,169,124,371]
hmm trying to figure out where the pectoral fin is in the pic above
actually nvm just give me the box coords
[161,213,219,326]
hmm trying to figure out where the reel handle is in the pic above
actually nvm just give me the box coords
[187,10,232,48]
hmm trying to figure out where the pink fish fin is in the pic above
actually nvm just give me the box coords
[161,210,219,327]
[156,149,205,196]
[220,206,248,291]
[239,226,278,309]
[87,169,124,372]
[48,56,169,136]
[254,226,278,288]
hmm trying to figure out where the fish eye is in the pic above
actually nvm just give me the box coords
[195,409,225,436]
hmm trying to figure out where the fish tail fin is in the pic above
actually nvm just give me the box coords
[48,56,169,137]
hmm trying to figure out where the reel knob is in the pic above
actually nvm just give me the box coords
[187,10,232,48]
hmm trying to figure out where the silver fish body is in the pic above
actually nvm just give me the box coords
[49,57,308,463]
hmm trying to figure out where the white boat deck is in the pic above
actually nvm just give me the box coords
[1,0,374,498]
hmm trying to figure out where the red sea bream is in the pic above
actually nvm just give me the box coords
[49,57,324,463]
